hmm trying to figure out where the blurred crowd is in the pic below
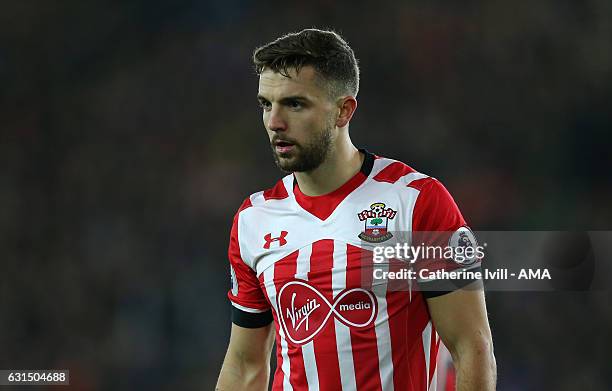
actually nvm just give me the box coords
[1,1,611,389]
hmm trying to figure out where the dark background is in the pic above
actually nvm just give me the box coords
[1,1,611,390]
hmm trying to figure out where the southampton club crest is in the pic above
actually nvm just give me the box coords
[357,202,397,243]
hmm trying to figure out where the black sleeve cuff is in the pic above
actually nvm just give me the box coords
[231,305,273,328]
[420,265,483,299]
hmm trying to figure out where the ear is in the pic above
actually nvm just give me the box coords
[335,96,357,128]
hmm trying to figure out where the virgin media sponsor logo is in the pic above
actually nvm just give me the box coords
[277,280,377,345]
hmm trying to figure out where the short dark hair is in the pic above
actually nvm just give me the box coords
[253,28,359,98]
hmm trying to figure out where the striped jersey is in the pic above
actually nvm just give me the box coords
[227,150,474,391]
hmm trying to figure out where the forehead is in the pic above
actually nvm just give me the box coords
[258,66,327,101]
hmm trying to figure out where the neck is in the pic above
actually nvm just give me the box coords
[294,134,363,196]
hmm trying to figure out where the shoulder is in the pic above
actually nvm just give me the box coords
[373,155,459,211]
[370,155,463,224]
[233,174,293,218]
[370,155,434,189]
[371,155,457,193]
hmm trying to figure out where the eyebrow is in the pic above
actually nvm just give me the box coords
[257,95,311,104]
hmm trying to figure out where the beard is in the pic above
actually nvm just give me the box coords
[271,121,334,173]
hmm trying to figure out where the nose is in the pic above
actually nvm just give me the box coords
[266,105,287,132]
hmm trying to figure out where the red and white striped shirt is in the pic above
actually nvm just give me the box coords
[227,151,474,391]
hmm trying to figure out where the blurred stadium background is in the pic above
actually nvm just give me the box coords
[1,1,611,390]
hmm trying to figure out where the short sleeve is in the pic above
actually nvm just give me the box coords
[411,179,482,298]
[227,200,272,327]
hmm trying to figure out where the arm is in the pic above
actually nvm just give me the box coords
[427,282,497,391]
[216,322,275,391]
[219,199,274,390]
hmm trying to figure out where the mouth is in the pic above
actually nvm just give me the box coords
[274,140,296,154]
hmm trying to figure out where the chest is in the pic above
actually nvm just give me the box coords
[241,189,417,277]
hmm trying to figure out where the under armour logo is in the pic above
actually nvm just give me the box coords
[263,231,288,249]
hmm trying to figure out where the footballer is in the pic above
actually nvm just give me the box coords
[216,29,496,391]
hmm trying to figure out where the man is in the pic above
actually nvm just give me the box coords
[216,29,496,391]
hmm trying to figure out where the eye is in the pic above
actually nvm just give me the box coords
[258,100,271,111]
[288,100,302,110]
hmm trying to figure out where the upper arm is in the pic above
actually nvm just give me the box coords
[411,179,492,351]
[426,282,493,356]
[227,200,273,327]
[219,201,275,391]
[224,200,275,361]
[411,178,482,297]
